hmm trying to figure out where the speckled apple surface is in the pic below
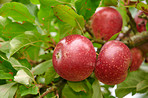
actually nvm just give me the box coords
[130,48,144,71]
[91,7,123,41]
[52,35,96,81]
[95,40,132,85]
[134,11,147,32]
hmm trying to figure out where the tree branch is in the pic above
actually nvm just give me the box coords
[39,78,66,98]
[40,86,57,98]
[123,31,148,48]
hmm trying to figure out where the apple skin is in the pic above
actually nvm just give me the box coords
[138,43,148,54]
[52,35,96,81]
[134,11,147,32]
[130,48,144,71]
[95,40,132,85]
[91,7,123,41]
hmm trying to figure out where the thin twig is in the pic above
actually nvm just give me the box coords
[126,8,137,34]
[40,86,57,98]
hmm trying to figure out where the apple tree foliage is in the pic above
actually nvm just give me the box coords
[0,0,148,98]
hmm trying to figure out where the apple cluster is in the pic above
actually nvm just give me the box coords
[52,7,144,85]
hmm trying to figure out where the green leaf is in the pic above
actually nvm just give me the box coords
[39,0,71,6]
[38,5,55,33]
[0,70,14,79]
[115,70,148,98]
[0,0,11,4]
[14,69,32,85]
[75,0,100,20]
[18,59,31,69]
[44,66,57,84]
[136,80,148,91]
[1,22,36,40]
[146,22,148,31]
[0,82,17,98]
[9,31,41,57]
[9,57,22,65]
[31,60,53,75]
[58,21,81,39]
[102,0,118,6]
[147,0,148,4]
[108,32,120,41]
[8,57,33,78]
[30,0,40,4]
[0,2,35,23]
[62,84,92,98]
[24,1,39,18]
[36,76,45,84]
[93,43,102,49]
[136,2,148,13]
[92,79,103,98]
[67,81,88,93]
[0,41,10,53]
[19,84,39,96]
[25,43,41,61]
[116,0,129,26]
[53,5,84,30]
[12,65,33,79]
[39,53,53,61]
[0,56,17,73]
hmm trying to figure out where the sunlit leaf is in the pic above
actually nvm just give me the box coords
[136,80,148,91]
[53,5,84,31]
[115,70,148,98]
[0,2,35,23]
[0,82,17,98]
[0,41,10,53]
[92,79,103,98]
[14,69,32,85]
[39,0,71,6]
[10,31,41,57]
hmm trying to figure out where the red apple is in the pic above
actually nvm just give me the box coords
[52,35,96,81]
[91,7,123,41]
[95,40,132,85]
[134,11,147,32]
[138,43,148,54]
[130,48,144,71]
